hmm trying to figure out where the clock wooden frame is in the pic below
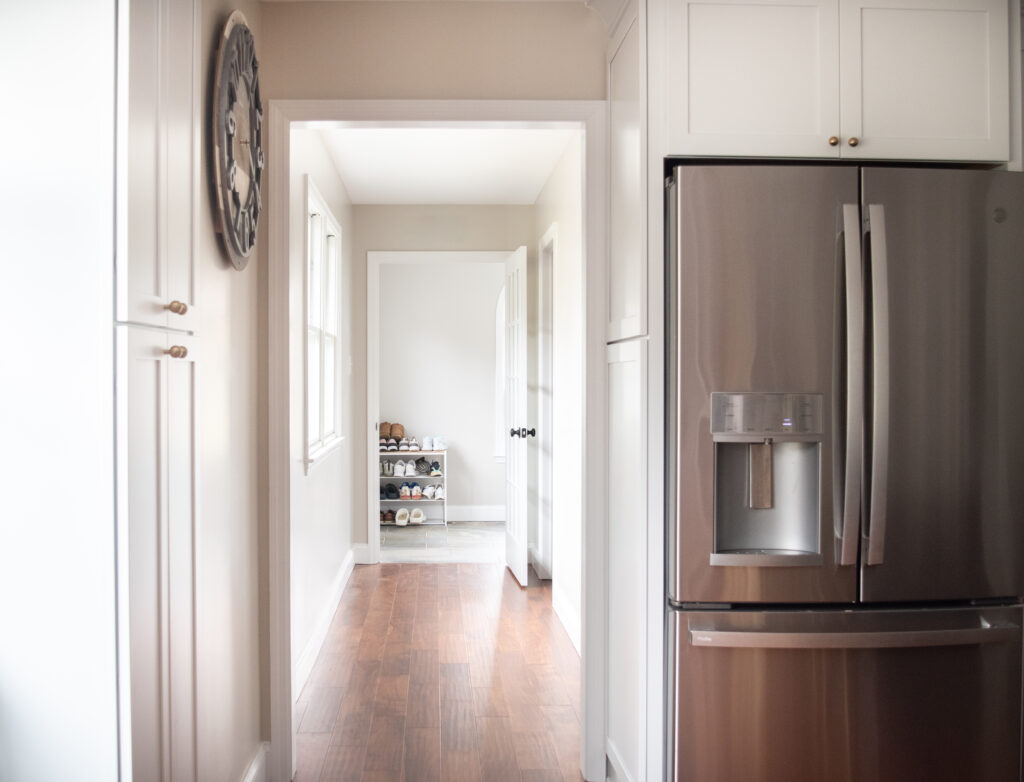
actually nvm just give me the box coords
[212,11,263,270]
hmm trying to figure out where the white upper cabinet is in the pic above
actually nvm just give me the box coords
[839,0,1009,161]
[665,0,841,158]
[662,0,1012,161]
[118,0,200,331]
[608,13,647,341]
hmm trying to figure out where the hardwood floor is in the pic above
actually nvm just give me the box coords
[294,563,584,782]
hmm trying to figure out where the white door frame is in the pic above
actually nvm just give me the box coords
[267,99,607,782]
[366,250,511,565]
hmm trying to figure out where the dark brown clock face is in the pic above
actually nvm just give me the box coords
[213,11,263,270]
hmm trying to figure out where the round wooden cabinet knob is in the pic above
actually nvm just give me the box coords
[828,136,840,146]
[166,300,188,315]
[848,137,860,147]
[164,345,189,359]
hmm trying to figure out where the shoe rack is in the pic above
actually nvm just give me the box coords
[379,449,448,526]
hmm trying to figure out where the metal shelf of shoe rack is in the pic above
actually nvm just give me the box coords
[378,449,447,526]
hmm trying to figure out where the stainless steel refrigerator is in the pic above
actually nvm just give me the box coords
[665,164,1024,782]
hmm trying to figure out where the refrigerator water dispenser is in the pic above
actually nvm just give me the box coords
[710,392,823,566]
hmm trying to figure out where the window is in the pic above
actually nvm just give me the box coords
[304,178,343,471]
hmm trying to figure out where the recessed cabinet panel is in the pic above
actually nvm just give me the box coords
[608,15,646,341]
[121,326,198,782]
[606,340,647,780]
[119,0,199,330]
[666,0,841,157]
[839,0,1009,160]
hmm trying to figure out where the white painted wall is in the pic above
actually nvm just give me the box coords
[379,261,506,511]
[0,2,119,780]
[352,206,536,543]
[535,133,585,650]
[288,130,356,694]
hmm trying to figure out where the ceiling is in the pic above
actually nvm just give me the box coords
[316,127,577,205]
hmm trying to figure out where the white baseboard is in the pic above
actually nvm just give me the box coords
[293,548,355,699]
[353,543,373,565]
[528,546,551,579]
[606,738,636,782]
[447,504,505,522]
[552,580,581,654]
[240,741,269,782]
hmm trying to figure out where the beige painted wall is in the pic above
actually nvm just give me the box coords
[288,130,356,684]
[353,205,536,543]
[195,2,264,781]
[260,2,607,100]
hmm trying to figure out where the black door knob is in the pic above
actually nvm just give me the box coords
[524,428,536,438]
[510,428,520,438]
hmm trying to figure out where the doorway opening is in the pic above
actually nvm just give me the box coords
[267,100,607,782]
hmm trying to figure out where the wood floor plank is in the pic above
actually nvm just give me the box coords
[297,564,581,782]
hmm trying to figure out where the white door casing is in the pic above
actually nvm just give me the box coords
[505,246,530,587]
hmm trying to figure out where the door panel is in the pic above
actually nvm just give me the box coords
[669,165,859,604]
[505,247,529,586]
[860,168,1024,602]
[670,606,1023,782]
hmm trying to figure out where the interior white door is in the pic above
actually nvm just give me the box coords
[505,246,529,587]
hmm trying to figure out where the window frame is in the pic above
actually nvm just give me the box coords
[303,176,344,474]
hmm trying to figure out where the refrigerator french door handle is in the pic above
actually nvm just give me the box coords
[689,622,1018,650]
[838,204,864,566]
[865,204,890,566]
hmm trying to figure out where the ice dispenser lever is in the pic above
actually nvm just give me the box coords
[748,440,773,509]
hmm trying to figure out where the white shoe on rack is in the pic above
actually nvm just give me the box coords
[434,485,445,500]
[433,436,446,451]
[422,436,434,451]
[394,459,406,477]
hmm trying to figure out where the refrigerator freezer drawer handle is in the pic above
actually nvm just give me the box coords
[838,204,864,566]
[689,623,1018,650]
[866,204,891,566]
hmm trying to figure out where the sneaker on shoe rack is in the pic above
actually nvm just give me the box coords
[411,483,422,499]
[379,461,384,475]
[408,438,420,451]
[415,457,430,475]
[429,461,442,476]
[400,482,411,499]
[434,485,445,500]
[379,438,388,451]
[433,436,446,450]
[395,459,406,477]
[384,461,394,477]
[387,438,399,451]
[398,437,410,451]
[423,485,436,500]
[422,436,434,451]
[384,482,399,499]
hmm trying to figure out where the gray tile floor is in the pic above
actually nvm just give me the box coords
[379,520,505,563]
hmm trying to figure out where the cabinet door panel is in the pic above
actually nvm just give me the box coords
[606,340,648,780]
[608,16,646,341]
[119,0,199,329]
[121,327,198,782]
[665,0,840,157]
[839,0,1009,161]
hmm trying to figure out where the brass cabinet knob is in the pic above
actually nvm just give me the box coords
[828,136,840,146]
[164,345,189,359]
[848,137,860,147]
[166,300,188,315]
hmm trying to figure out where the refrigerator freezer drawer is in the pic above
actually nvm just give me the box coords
[668,606,1023,782]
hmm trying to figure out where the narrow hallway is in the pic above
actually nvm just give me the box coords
[294,564,583,782]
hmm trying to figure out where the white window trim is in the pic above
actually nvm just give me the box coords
[303,176,344,475]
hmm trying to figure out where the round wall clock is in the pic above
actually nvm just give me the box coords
[212,11,263,270]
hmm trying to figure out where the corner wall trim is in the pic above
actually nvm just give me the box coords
[240,742,270,782]
[293,549,355,700]
[353,543,372,565]
[552,580,582,654]
[606,738,636,782]
[446,504,506,522]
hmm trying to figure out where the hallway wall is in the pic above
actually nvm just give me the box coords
[194,2,265,781]
[259,1,606,101]
[288,130,356,695]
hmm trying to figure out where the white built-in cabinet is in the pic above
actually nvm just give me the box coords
[117,328,199,782]
[605,339,648,782]
[116,0,200,780]
[663,0,1011,161]
[608,12,646,341]
[118,0,200,331]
